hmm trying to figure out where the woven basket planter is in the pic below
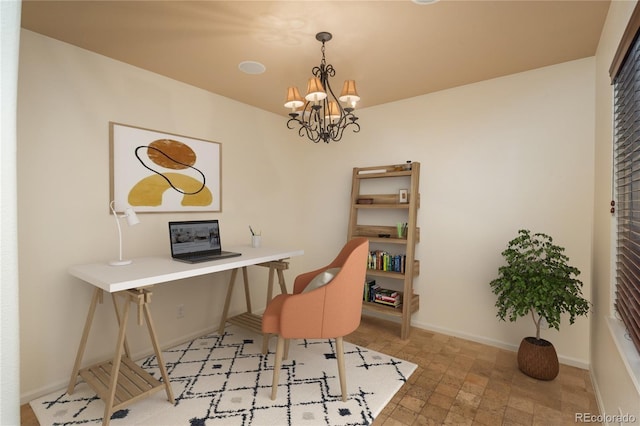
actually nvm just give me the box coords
[517,337,559,380]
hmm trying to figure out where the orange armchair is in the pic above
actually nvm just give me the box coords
[261,237,369,401]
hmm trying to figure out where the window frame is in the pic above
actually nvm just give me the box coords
[610,2,640,393]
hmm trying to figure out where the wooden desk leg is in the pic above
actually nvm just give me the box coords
[218,268,238,334]
[111,293,132,360]
[262,264,277,354]
[266,265,275,305]
[218,261,290,352]
[277,268,287,295]
[142,302,175,404]
[242,266,251,314]
[102,297,132,426]
[68,287,102,394]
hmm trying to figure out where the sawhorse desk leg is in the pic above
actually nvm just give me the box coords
[217,261,290,353]
[265,261,288,305]
[218,267,245,335]
[261,261,288,354]
[68,287,174,426]
[68,287,102,395]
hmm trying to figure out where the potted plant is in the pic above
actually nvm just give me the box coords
[489,229,590,380]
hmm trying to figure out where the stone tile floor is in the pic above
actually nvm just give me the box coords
[21,316,599,425]
[346,317,599,425]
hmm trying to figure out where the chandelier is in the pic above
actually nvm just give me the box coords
[284,32,361,144]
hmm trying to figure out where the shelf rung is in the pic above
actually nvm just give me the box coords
[79,356,165,410]
[227,312,263,334]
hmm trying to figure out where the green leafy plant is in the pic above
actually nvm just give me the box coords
[489,229,590,340]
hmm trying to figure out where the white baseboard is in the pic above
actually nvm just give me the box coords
[589,370,606,425]
[409,319,590,370]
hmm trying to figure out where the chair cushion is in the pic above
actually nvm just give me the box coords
[302,267,341,293]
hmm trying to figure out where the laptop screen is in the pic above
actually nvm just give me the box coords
[169,220,222,257]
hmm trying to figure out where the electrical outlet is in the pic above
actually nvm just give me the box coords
[177,304,185,319]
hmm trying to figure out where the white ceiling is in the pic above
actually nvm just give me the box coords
[20,0,611,116]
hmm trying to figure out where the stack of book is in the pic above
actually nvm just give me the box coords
[363,280,402,308]
[373,288,402,308]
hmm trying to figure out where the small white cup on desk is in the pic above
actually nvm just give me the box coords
[251,235,262,248]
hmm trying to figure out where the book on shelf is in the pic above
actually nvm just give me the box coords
[363,279,377,302]
[375,294,399,303]
[374,292,402,305]
[368,250,406,273]
[373,288,402,306]
[373,299,402,308]
[376,288,399,298]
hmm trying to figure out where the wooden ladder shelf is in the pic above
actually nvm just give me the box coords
[347,163,420,340]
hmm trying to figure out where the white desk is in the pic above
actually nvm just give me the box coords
[67,246,303,426]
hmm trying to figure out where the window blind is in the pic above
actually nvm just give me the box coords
[614,29,640,356]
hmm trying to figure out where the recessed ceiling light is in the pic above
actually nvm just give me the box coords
[238,61,266,75]
[412,0,439,4]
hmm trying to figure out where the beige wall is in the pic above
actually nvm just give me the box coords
[592,0,640,423]
[362,59,596,367]
[17,29,308,400]
[17,13,635,418]
[280,57,596,367]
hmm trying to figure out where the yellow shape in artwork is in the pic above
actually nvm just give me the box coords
[128,172,213,207]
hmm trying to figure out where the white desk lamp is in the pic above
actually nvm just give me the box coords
[109,200,139,266]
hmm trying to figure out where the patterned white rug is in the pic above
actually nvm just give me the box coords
[31,324,416,425]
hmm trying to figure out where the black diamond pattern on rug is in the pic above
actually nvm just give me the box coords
[31,325,416,425]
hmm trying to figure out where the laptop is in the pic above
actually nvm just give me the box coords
[169,220,241,263]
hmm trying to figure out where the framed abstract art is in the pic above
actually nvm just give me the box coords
[110,122,221,212]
